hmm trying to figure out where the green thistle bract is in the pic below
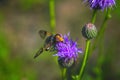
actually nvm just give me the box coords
[82,23,97,39]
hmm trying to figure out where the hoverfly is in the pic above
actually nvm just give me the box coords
[34,30,64,59]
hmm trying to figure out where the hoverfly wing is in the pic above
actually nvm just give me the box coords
[34,48,43,59]
[39,30,47,39]
[39,30,52,39]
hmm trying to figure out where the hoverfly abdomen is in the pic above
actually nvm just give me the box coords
[44,35,53,51]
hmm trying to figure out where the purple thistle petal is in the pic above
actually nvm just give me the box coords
[54,33,82,61]
[85,0,115,10]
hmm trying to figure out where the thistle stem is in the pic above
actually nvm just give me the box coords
[49,0,56,33]
[77,10,97,80]
[78,40,91,80]
[92,8,111,80]
[98,8,111,39]
[91,9,97,24]
[91,8,111,53]
[95,37,104,80]
[61,68,67,80]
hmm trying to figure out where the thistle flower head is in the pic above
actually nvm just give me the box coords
[86,0,115,10]
[54,33,82,68]
[82,23,97,39]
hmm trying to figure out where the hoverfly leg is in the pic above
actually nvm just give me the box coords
[34,48,44,59]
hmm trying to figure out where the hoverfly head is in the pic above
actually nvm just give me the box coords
[55,34,64,42]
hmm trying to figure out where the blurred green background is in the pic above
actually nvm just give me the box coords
[0,0,120,80]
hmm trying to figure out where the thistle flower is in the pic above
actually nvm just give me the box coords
[86,0,115,10]
[54,33,82,68]
[82,23,97,39]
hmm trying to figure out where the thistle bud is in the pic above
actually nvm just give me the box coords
[82,23,97,39]
[58,57,74,68]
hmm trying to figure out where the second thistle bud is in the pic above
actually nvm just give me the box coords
[82,23,97,39]
[58,57,74,68]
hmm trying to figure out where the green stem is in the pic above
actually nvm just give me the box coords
[98,8,111,38]
[77,9,97,80]
[61,68,67,80]
[49,0,56,33]
[95,37,104,80]
[91,9,97,24]
[78,40,91,80]
[90,8,112,53]
[94,8,112,80]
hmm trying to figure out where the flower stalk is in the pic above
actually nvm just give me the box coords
[49,0,56,33]
[61,68,67,80]
[98,8,111,38]
[91,8,112,53]
[77,9,97,79]
[91,8,112,80]
[78,40,91,80]
[91,10,97,23]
